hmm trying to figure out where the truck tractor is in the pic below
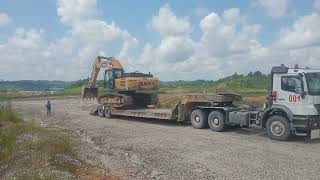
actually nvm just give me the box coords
[190,64,320,141]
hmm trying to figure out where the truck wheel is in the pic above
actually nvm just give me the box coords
[105,106,112,118]
[97,106,105,117]
[266,115,291,141]
[190,109,208,129]
[208,110,226,132]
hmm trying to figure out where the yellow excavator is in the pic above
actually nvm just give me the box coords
[82,56,160,109]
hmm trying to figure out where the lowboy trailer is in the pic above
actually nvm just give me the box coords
[93,65,320,141]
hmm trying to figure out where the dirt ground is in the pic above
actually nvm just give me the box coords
[13,97,320,180]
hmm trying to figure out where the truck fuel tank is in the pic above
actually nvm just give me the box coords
[228,111,250,126]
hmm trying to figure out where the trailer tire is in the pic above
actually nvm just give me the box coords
[266,115,291,141]
[208,110,226,132]
[97,106,105,117]
[190,109,208,129]
[105,106,112,119]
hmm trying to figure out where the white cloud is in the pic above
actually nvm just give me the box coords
[0,13,11,27]
[117,30,139,67]
[313,0,320,12]
[0,28,51,79]
[254,0,290,18]
[223,8,242,24]
[0,0,138,80]
[141,5,320,81]
[150,4,191,37]
[140,36,195,63]
[55,0,139,79]
[199,9,262,56]
[270,11,320,69]
[138,4,197,78]
[57,0,96,25]
[139,7,269,80]
[276,13,320,49]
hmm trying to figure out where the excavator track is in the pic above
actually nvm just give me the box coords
[98,93,133,108]
[98,93,159,108]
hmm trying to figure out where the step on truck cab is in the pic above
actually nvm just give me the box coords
[190,65,320,141]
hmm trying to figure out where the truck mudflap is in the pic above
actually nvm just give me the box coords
[311,129,320,139]
[309,115,320,139]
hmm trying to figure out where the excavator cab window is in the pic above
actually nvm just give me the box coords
[104,69,123,89]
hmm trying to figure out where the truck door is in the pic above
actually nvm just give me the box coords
[277,75,306,113]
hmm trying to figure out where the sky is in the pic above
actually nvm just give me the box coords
[0,0,319,81]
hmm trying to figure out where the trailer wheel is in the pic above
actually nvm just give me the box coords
[97,106,105,117]
[190,109,208,129]
[104,106,112,118]
[266,115,291,141]
[208,110,226,132]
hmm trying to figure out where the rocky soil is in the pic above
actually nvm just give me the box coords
[13,97,320,180]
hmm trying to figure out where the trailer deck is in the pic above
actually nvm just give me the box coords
[110,108,174,120]
[105,93,242,121]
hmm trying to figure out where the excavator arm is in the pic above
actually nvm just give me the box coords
[82,56,123,99]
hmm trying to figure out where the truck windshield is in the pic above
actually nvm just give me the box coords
[306,73,320,95]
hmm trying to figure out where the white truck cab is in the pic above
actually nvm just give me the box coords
[264,65,320,140]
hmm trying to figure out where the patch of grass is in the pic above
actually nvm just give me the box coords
[56,86,82,95]
[158,94,182,108]
[0,110,23,160]
[0,109,84,179]
[241,96,266,109]
[157,93,266,110]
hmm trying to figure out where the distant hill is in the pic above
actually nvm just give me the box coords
[0,80,73,91]
[161,71,271,95]
[215,71,271,90]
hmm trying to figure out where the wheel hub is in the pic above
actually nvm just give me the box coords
[271,121,285,136]
[213,117,219,126]
[195,116,200,123]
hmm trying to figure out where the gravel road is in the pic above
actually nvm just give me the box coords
[13,97,320,180]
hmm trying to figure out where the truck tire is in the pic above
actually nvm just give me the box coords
[97,106,105,117]
[266,115,291,141]
[190,109,208,129]
[104,106,112,118]
[208,110,226,132]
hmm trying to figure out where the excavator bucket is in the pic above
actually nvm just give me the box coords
[82,86,98,100]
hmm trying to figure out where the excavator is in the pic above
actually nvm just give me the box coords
[82,56,160,114]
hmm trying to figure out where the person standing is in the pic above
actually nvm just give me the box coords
[45,100,51,115]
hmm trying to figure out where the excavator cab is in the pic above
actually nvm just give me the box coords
[104,68,123,90]
[82,68,124,99]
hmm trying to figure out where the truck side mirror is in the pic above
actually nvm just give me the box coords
[294,87,303,95]
[295,87,306,99]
